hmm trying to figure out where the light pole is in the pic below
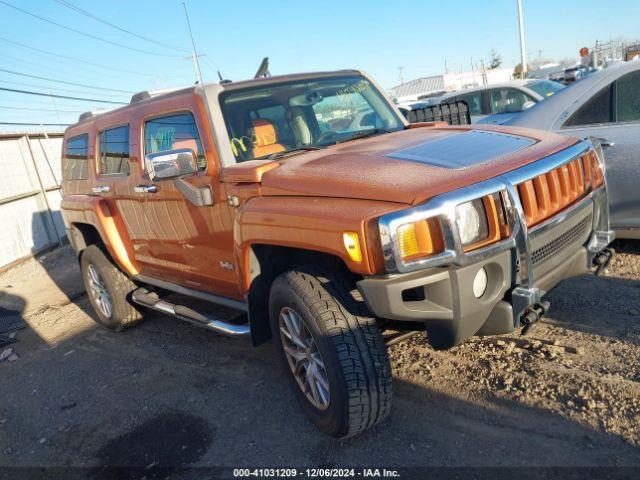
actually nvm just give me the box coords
[517,0,527,77]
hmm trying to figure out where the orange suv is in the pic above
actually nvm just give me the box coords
[60,70,614,437]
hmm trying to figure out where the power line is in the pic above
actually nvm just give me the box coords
[0,122,70,126]
[0,0,183,58]
[0,36,157,78]
[0,105,82,113]
[52,0,189,53]
[0,78,128,98]
[0,87,126,105]
[0,67,134,94]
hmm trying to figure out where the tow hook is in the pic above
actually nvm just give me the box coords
[520,301,550,336]
[593,247,615,276]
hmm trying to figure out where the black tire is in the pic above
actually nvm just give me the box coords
[269,265,392,438]
[80,245,143,331]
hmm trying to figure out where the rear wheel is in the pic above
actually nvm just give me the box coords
[80,245,143,331]
[269,265,392,438]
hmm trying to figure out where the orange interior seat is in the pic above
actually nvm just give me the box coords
[251,119,285,158]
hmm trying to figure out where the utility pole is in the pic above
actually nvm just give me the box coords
[183,1,203,84]
[398,66,404,85]
[517,0,527,77]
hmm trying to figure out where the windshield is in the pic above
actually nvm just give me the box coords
[220,75,404,161]
[525,80,565,98]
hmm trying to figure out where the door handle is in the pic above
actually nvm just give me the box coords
[134,184,158,194]
[91,185,110,194]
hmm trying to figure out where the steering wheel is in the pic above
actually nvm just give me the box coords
[315,131,339,145]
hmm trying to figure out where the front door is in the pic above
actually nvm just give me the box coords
[131,99,240,300]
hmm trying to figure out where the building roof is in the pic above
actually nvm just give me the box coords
[390,75,445,99]
[0,132,64,140]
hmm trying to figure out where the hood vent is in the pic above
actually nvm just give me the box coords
[386,130,536,169]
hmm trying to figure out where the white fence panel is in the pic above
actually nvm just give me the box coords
[0,134,65,270]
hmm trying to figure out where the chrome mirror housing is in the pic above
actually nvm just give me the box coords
[145,149,196,180]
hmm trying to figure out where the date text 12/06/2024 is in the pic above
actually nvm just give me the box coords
[232,468,401,478]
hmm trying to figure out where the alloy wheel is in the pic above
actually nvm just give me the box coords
[86,264,112,318]
[278,307,331,410]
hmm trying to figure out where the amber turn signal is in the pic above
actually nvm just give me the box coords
[587,150,604,188]
[396,218,444,262]
[343,232,363,263]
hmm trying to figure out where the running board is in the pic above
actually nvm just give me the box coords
[131,288,250,337]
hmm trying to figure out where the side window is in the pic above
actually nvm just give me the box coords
[64,134,89,180]
[144,112,207,172]
[98,125,129,175]
[564,84,613,127]
[457,92,482,115]
[616,71,640,123]
[489,88,533,114]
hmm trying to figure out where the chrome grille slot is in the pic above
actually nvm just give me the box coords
[517,156,590,227]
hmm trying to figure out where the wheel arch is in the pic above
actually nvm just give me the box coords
[68,222,103,255]
[245,243,357,346]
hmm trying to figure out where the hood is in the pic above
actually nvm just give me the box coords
[260,125,578,205]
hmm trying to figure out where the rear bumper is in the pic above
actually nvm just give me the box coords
[358,141,614,349]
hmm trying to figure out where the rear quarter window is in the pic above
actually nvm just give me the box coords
[64,134,89,180]
[564,84,613,127]
[616,71,640,122]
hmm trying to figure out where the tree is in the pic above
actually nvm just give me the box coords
[489,49,503,70]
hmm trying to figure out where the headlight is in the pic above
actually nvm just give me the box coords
[455,199,489,247]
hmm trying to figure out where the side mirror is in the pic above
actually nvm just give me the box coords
[522,101,536,111]
[145,149,196,180]
[593,137,615,149]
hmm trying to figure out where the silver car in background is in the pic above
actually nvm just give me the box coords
[435,79,564,125]
[508,61,640,238]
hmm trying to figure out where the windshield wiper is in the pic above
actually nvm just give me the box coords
[334,128,391,144]
[267,146,321,160]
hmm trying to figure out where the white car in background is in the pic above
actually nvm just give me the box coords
[434,79,565,125]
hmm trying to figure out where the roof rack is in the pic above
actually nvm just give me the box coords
[77,107,119,123]
[130,86,187,104]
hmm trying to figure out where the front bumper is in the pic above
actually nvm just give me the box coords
[357,140,614,349]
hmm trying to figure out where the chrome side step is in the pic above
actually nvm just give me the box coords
[131,288,250,337]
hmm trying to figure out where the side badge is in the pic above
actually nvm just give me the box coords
[219,261,234,271]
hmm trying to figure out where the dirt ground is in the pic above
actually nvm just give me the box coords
[0,243,639,473]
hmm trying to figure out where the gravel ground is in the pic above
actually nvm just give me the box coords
[0,243,639,473]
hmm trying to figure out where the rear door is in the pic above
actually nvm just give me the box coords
[559,70,640,232]
[90,121,154,266]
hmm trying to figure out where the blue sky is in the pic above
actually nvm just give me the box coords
[0,0,638,130]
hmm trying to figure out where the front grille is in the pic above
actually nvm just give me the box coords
[517,156,591,227]
[531,214,592,266]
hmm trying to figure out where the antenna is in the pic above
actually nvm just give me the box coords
[182,1,203,84]
[254,57,271,79]
[217,71,232,84]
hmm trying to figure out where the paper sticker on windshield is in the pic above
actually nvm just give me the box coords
[151,128,176,152]
[336,80,368,102]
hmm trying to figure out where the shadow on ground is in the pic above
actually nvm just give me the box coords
[0,246,639,471]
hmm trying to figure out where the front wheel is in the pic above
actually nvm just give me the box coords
[269,266,392,438]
